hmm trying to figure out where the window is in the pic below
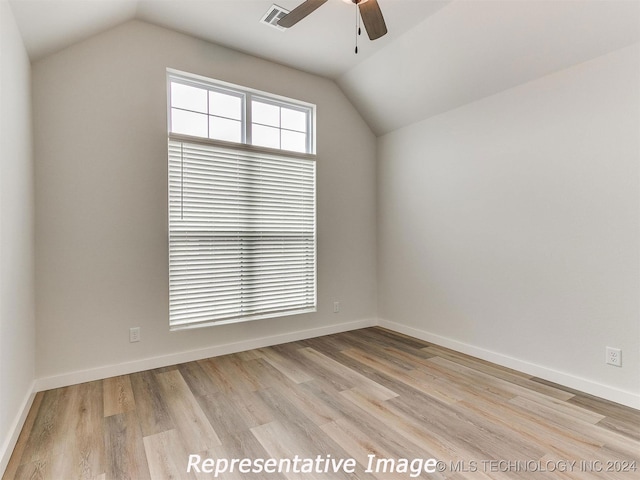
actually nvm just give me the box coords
[251,99,309,152]
[170,81,244,143]
[168,72,314,154]
[168,71,316,329]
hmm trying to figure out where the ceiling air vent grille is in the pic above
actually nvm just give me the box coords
[261,4,290,31]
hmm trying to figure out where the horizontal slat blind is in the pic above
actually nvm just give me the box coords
[169,139,316,329]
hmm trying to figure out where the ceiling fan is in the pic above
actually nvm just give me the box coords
[278,0,388,41]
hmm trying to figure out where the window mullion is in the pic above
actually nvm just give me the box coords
[206,89,211,139]
[245,93,253,146]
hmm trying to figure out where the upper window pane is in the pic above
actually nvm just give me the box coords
[252,101,280,127]
[281,108,307,133]
[169,72,314,154]
[281,130,307,153]
[209,91,242,120]
[171,108,208,137]
[171,83,207,113]
[253,124,280,150]
[209,117,242,143]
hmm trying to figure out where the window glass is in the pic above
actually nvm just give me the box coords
[253,124,280,149]
[171,83,207,113]
[209,91,242,120]
[281,130,307,153]
[171,108,208,137]
[252,101,280,127]
[169,75,314,154]
[281,108,307,133]
[209,117,242,143]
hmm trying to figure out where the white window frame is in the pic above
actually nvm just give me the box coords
[167,69,316,155]
[167,69,317,330]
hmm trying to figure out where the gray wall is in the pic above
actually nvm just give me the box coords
[378,44,640,404]
[0,1,36,471]
[33,20,377,381]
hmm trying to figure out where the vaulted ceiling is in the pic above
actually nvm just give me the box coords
[9,0,450,77]
[8,0,640,135]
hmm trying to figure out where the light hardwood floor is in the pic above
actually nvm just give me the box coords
[4,327,639,479]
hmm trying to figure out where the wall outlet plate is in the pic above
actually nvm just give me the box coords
[606,347,621,367]
[130,327,141,343]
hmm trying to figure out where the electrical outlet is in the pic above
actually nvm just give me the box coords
[333,302,340,313]
[130,327,141,343]
[606,347,621,367]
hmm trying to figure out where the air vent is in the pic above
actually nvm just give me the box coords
[261,4,290,31]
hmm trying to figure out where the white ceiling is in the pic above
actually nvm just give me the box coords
[339,0,640,134]
[7,0,640,135]
[8,0,450,78]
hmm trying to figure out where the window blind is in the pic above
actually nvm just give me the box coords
[168,139,317,329]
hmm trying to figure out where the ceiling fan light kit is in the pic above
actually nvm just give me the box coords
[277,0,388,48]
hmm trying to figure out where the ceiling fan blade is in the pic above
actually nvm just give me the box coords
[278,0,329,28]
[359,0,387,40]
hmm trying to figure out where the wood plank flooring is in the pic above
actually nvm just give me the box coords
[4,327,639,479]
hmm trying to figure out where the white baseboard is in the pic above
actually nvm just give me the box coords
[4,315,638,480]
[0,382,36,478]
[7,314,636,478]
[378,319,640,410]
[34,318,377,392]
[31,317,640,408]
